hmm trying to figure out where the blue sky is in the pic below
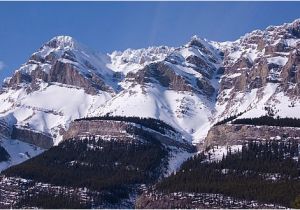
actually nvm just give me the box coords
[0,2,300,81]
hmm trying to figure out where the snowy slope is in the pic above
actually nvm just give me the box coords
[0,138,44,172]
[2,34,222,145]
[91,36,222,143]
[212,19,300,122]
[93,84,215,143]
[0,83,111,144]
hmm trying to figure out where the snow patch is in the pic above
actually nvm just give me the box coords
[267,56,288,66]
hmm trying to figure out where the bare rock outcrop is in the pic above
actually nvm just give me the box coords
[11,126,53,149]
[126,62,193,92]
[63,120,195,152]
[4,36,114,95]
[0,119,11,139]
[127,61,215,96]
[205,124,300,148]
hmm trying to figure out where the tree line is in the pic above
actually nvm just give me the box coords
[232,116,300,127]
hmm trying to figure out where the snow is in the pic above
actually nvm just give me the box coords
[270,92,300,119]
[228,50,243,62]
[267,56,288,66]
[165,146,194,176]
[285,38,299,47]
[237,83,279,119]
[244,49,260,63]
[107,46,174,75]
[224,73,241,79]
[0,83,111,144]
[206,145,243,162]
[48,35,79,49]
[0,137,44,172]
[93,84,215,144]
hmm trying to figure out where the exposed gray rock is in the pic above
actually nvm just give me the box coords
[205,124,300,148]
[126,62,193,92]
[11,126,53,149]
[0,119,11,139]
[49,60,111,94]
[63,120,195,152]
[136,190,282,209]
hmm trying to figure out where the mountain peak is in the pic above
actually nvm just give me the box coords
[188,35,206,47]
[45,35,80,50]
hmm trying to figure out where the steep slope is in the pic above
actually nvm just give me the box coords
[0,36,115,146]
[0,117,44,172]
[0,36,116,170]
[0,138,44,172]
[4,36,117,94]
[213,19,300,122]
[93,36,222,143]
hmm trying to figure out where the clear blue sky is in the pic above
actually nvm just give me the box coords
[1,2,300,81]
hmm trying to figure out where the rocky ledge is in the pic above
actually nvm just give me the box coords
[205,123,300,147]
[63,119,195,152]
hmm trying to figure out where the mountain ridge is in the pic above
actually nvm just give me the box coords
[0,18,300,171]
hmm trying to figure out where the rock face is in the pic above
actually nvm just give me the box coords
[11,126,53,149]
[0,119,11,139]
[215,19,300,120]
[205,124,300,147]
[63,120,195,152]
[1,117,52,149]
[124,35,220,98]
[127,62,193,92]
[135,190,281,209]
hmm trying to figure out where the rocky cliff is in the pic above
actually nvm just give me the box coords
[63,119,195,152]
[4,36,115,95]
[215,19,300,120]
[205,123,300,147]
[0,119,11,139]
[11,126,53,149]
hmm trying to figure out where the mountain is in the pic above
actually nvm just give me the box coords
[0,18,300,208]
[0,34,222,146]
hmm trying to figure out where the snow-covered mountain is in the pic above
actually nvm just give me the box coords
[213,19,300,122]
[1,19,300,171]
[0,34,222,146]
